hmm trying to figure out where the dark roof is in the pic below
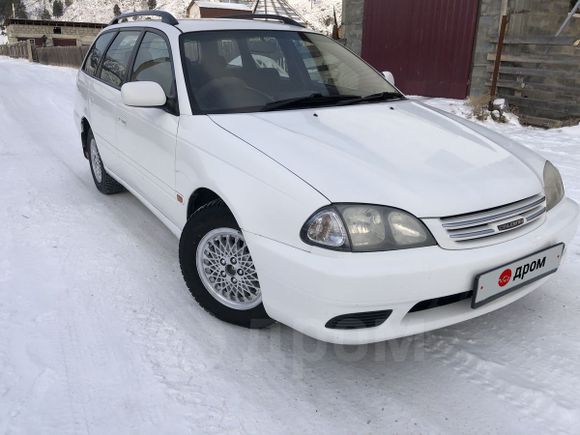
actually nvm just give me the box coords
[3,18,106,29]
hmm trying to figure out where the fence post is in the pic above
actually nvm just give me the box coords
[26,39,33,62]
[489,14,509,110]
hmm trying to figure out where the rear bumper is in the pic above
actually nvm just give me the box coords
[245,197,579,344]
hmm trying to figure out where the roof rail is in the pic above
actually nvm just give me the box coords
[225,14,304,28]
[109,10,178,26]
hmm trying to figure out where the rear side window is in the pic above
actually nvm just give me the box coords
[99,31,141,88]
[131,32,174,97]
[83,32,115,77]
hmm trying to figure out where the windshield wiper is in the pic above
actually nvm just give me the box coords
[261,93,360,112]
[336,91,405,106]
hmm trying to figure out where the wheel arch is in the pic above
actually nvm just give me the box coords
[187,187,234,220]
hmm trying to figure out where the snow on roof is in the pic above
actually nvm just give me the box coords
[195,1,252,11]
[4,18,106,28]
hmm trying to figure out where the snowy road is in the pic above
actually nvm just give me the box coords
[1,57,579,434]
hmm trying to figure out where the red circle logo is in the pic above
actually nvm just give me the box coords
[498,269,512,287]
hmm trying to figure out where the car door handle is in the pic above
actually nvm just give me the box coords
[118,117,127,126]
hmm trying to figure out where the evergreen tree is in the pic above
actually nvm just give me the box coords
[40,8,52,19]
[0,0,9,21]
[147,0,156,10]
[0,0,28,20]
[113,3,121,16]
[52,0,63,17]
[14,0,28,18]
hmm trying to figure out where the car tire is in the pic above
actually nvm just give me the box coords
[88,131,124,195]
[179,199,274,329]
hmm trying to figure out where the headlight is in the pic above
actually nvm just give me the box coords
[543,160,565,211]
[301,204,436,252]
[302,208,349,249]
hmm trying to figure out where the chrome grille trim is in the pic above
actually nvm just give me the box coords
[441,196,545,229]
[449,228,495,239]
[525,207,546,222]
[439,194,546,244]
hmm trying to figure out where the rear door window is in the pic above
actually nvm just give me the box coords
[83,32,115,77]
[99,31,141,88]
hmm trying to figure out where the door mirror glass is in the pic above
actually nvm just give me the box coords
[121,81,167,107]
[382,71,395,85]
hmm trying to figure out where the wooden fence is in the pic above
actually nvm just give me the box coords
[34,45,90,68]
[488,35,580,127]
[0,41,30,60]
[0,42,89,68]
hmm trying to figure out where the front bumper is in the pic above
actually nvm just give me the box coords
[245,198,579,344]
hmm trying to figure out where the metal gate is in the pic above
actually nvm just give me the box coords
[361,0,480,99]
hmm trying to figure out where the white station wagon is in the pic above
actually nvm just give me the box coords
[74,11,579,344]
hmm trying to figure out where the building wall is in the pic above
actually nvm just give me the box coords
[187,5,252,18]
[343,0,579,97]
[508,0,579,37]
[469,0,502,96]
[341,0,365,55]
[470,0,580,96]
[6,23,102,47]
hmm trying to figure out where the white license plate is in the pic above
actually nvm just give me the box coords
[472,243,565,308]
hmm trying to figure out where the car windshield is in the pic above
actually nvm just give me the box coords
[180,30,402,114]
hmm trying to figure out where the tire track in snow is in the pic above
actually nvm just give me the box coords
[424,324,579,434]
[124,306,236,433]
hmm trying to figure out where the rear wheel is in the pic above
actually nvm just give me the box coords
[88,131,124,194]
[179,200,273,328]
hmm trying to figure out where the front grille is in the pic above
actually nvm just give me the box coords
[440,194,546,245]
[325,310,392,330]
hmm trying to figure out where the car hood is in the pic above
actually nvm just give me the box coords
[209,100,544,217]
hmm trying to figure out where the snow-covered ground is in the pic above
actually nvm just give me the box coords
[0,56,579,434]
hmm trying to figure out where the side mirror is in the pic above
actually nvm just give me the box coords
[121,81,166,107]
[382,71,395,85]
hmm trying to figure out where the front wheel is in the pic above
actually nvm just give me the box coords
[88,131,124,195]
[179,200,274,328]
